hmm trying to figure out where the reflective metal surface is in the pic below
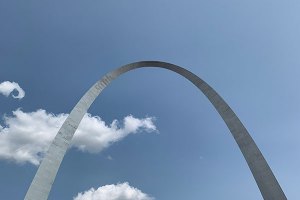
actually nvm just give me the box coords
[24,61,287,200]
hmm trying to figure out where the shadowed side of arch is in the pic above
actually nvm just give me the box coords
[24,61,287,200]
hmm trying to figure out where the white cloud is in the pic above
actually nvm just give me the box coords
[72,114,157,153]
[0,109,157,165]
[73,182,154,200]
[0,81,25,99]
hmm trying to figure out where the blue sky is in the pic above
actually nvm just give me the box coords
[1,0,300,199]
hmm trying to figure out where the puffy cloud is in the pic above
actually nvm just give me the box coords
[73,182,154,200]
[72,114,157,153]
[0,109,156,165]
[0,81,25,99]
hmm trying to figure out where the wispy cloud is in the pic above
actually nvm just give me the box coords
[0,109,157,165]
[0,81,25,99]
[107,155,113,160]
[73,182,154,200]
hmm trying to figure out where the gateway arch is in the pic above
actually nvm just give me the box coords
[24,61,287,200]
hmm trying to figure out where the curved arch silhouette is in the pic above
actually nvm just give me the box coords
[24,61,287,200]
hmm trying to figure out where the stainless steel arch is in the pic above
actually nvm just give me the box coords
[24,61,287,200]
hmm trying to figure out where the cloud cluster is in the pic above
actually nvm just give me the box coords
[0,81,25,99]
[73,182,154,200]
[0,109,156,165]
